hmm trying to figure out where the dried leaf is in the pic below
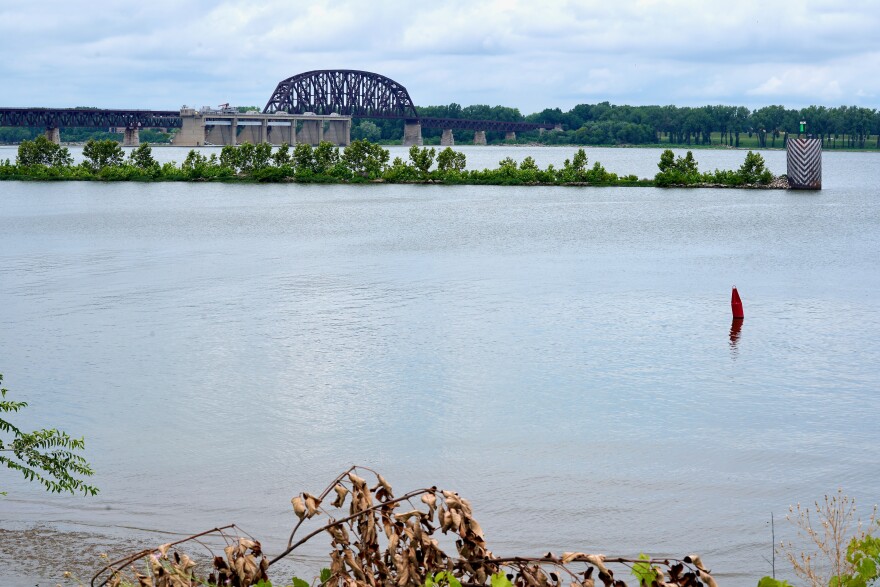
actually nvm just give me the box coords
[377,474,393,495]
[292,496,307,520]
[562,553,589,564]
[348,472,367,488]
[304,492,323,517]
[332,484,350,508]
[698,570,717,587]
[156,543,172,557]
[585,555,610,576]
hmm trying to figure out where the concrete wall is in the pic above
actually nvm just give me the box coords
[324,119,351,146]
[173,110,351,147]
[298,120,323,145]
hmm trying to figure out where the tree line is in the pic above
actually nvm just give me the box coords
[353,102,880,148]
[1,136,779,188]
[4,103,878,149]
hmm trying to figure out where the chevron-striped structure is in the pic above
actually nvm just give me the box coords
[787,138,822,190]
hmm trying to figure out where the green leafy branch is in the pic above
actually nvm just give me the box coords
[0,373,98,496]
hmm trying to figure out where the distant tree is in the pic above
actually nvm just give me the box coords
[0,373,98,496]
[352,121,382,142]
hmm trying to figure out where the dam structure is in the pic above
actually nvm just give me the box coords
[173,107,351,147]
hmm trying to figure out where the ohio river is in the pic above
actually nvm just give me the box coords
[1,146,878,586]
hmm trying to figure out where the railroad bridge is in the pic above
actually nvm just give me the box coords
[0,70,558,147]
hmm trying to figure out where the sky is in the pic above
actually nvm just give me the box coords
[1,0,878,115]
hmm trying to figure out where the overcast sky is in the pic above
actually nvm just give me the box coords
[1,0,878,114]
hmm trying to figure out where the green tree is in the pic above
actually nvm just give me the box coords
[219,144,241,172]
[436,147,467,173]
[292,143,316,174]
[16,136,73,167]
[128,143,158,170]
[342,139,390,178]
[408,145,436,177]
[82,139,124,171]
[737,151,773,184]
[272,143,292,167]
[0,373,98,496]
[313,142,340,175]
[181,150,209,178]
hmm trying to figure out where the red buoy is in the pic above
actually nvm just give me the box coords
[731,286,744,319]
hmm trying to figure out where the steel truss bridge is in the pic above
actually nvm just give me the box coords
[0,70,556,145]
[0,108,181,129]
[263,70,555,132]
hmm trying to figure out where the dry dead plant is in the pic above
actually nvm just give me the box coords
[780,489,878,587]
[90,466,718,587]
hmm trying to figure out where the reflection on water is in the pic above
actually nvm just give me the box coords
[729,319,743,359]
[1,148,879,587]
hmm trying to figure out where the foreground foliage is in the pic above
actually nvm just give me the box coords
[776,491,880,587]
[1,138,780,188]
[89,467,718,587]
[0,373,98,496]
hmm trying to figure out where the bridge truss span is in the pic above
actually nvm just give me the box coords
[263,70,419,119]
[419,117,555,132]
[0,108,181,129]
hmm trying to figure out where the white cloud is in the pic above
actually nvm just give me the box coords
[1,0,879,111]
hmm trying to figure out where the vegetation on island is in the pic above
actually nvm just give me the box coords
[0,373,98,496]
[0,137,781,188]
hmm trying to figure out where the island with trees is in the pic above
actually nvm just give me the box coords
[1,137,785,188]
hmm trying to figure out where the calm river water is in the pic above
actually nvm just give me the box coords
[1,146,879,586]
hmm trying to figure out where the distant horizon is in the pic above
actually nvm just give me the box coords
[1,0,878,113]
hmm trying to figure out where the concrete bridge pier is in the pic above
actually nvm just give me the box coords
[324,119,351,146]
[505,131,516,142]
[441,129,454,146]
[123,126,140,147]
[403,121,423,146]
[45,126,61,145]
[298,120,323,145]
[473,130,487,145]
[174,108,206,145]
